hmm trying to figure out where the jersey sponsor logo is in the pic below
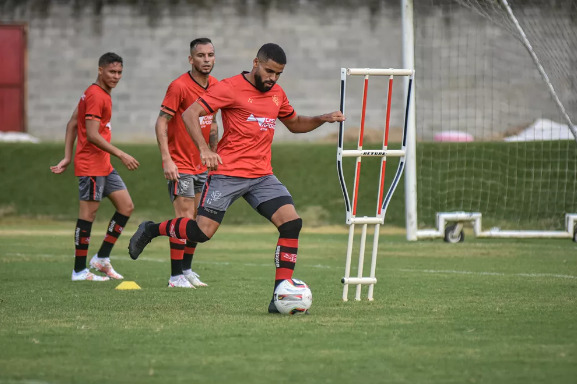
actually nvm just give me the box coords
[199,115,214,127]
[247,114,276,131]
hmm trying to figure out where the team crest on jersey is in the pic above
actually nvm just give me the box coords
[247,114,276,131]
[272,95,279,106]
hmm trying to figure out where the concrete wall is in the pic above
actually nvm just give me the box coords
[2,0,403,142]
[1,0,574,142]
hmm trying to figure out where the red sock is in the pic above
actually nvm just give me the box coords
[98,212,129,258]
[274,219,302,288]
[275,237,298,282]
[74,219,92,272]
[169,237,185,276]
[159,218,192,239]
[183,241,197,270]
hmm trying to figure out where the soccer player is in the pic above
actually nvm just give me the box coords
[51,52,139,282]
[128,43,345,312]
[154,38,218,288]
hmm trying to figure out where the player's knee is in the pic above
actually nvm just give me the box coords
[278,218,302,238]
[124,202,135,216]
[186,219,212,243]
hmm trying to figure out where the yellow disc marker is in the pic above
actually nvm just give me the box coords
[115,281,141,290]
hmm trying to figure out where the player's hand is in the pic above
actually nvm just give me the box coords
[322,111,346,123]
[200,148,223,171]
[120,153,140,171]
[50,159,71,174]
[163,159,179,181]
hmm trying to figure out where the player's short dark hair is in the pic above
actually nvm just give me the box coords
[190,38,213,52]
[98,52,123,67]
[257,43,287,65]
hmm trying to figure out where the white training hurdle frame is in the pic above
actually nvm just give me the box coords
[337,67,415,301]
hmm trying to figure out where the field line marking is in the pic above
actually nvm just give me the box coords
[3,254,575,280]
[397,268,577,280]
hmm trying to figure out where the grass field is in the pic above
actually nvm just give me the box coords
[3,141,576,230]
[1,219,576,384]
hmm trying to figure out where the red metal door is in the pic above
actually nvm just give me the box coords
[0,25,26,132]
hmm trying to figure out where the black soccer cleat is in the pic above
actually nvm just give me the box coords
[268,298,280,314]
[128,221,154,260]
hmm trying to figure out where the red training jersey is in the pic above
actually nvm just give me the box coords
[74,84,114,176]
[160,72,218,174]
[197,72,295,178]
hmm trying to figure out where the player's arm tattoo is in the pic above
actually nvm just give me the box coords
[158,111,173,121]
[209,123,218,152]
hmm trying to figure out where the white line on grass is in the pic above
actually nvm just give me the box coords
[9,254,576,280]
[140,258,577,279]
[397,268,577,280]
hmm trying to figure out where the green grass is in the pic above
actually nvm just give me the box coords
[0,142,403,226]
[2,141,576,231]
[1,220,576,383]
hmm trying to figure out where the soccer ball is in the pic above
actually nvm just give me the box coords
[273,278,312,315]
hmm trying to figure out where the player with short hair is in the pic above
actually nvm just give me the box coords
[154,38,218,288]
[129,43,345,312]
[51,52,139,281]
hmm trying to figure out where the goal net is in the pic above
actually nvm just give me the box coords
[407,0,577,239]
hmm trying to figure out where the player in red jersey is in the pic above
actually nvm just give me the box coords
[51,52,139,282]
[154,38,218,288]
[129,43,345,312]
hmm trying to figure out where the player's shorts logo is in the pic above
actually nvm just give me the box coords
[206,190,222,205]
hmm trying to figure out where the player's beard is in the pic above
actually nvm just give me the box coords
[195,63,213,75]
[254,72,275,92]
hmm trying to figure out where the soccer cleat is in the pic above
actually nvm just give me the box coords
[183,270,208,287]
[128,221,154,260]
[167,274,195,288]
[268,298,280,314]
[90,254,124,279]
[268,298,309,314]
[71,268,110,282]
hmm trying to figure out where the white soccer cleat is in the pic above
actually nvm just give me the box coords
[89,254,124,279]
[71,268,110,282]
[168,275,195,288]
[183,270,208,287]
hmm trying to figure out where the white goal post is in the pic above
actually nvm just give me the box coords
[402,0,577,242]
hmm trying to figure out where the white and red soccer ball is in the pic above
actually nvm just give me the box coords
[273,278,312,315]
